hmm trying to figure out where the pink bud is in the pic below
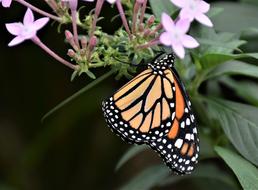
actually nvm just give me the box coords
[139,23,144,32]
[65,30,79,51]
[67,49,75,57]
[144,29,151,37]
[80,36,87,49]
[147,15,155,26]
[136,0,145,4]
[89,36,97,50]
[65,30,73,41]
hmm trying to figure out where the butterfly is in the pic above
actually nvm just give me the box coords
[102,53,199,174]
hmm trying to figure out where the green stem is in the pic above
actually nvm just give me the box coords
[89,62,105,68]
[41,70,115,122]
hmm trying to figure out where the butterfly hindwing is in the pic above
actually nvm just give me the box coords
[149,68,199,174]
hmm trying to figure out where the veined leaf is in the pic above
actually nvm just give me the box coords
[212,2,258,33]
[115,145,148,171]
[219,77,258,106]
[207,6,224,18]
[149,0,177,19]
[204,97,258,166]
[160,162,238,189]
[241,0,258,6]
[215,146,258,190]
[194,28,246,55]
[200,53,258,69]
[205,60,258,80]
[120,165,169,190]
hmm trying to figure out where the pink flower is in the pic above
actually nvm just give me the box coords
[5,8,49,46]
[0,0,12,7]
[171,0,213,27]
[63,0,116,4]
[83,0,116,3]
[160,13,199,59]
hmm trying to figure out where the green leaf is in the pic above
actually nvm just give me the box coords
[215,146,258,190]
[207,6,224,18]
[212,2,258,33]
[205,60,258,80]
[195,28,246,55]
[115,145,148,171]
[160,162,238,188]
[203,97,258,166]
[219,77,258,106]
[120,165,169,190]
[85,70,96,79]
[241,0,258,6]
[41,70,115,122]
[200,53,258,69]
[149,0,177,19]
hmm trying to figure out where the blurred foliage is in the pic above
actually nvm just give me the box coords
[1,0,258,190]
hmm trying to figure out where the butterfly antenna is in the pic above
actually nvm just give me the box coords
[112,56,147,67]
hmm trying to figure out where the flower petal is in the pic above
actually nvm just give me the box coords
[106,0,116,3]
[170,0,185,8]
[5,22,23,35]
[8,36,25,47]
[2,0,12,7]
[172,42,185,59]
[182,35,199,48]
[33,17,49,30]
[179,8,194,22]
[160,32,173,46]
[23,8,34,26]
[161,13,175,32]
[175,18,190,34]
[198,0,210,13]
[195,13,213,27]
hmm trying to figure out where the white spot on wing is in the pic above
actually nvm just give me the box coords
[175,139,183,148]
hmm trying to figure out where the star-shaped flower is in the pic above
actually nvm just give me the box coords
[160,13,199,59]
[171,0,213,27]
[5,8,49,46]
[0,0,12,7]
[62,0,116,4]
[84,0,116,3]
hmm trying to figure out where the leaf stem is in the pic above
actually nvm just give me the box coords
[41,69,115,122]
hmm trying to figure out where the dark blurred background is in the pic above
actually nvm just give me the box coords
[0,0,250,189]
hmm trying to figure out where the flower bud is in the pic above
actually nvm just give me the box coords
[89,36,97,51]
[80,36,88,49]
[147,15,155,26]
[139,23,144,32]
[65,30,73,41]
[136,0,145,4]
[144,29,151,37]
[67,49,75,58]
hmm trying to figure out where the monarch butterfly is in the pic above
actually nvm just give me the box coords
[102,53,199,174]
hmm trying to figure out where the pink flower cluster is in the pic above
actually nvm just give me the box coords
[2,0,214,62]
[160,0,213,58]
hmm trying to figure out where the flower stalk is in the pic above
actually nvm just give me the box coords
[15,0,62,22]
[32,36,77,70]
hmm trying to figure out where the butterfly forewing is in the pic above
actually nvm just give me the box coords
[102,67,176,144]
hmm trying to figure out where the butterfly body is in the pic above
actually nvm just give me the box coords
[102,53,199,175]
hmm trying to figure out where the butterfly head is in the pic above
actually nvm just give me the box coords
[148,53,175,71]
